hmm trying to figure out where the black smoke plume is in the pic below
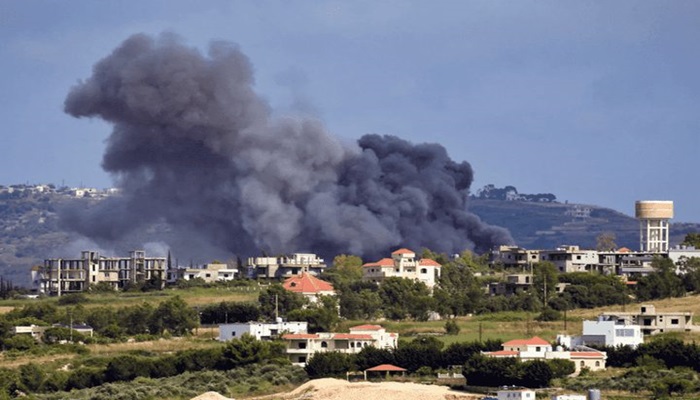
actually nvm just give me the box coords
[63,33,512,260]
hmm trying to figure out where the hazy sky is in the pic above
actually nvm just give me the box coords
[2,1,699,221]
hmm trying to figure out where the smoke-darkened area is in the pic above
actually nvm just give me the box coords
[62,33,512,261]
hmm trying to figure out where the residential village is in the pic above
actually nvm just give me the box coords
[3,199,700,399]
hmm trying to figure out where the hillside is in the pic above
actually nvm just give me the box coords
[1,187,698,287]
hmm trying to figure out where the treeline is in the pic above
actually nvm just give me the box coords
[0,296,199,350]
[305,336,574,389]
[0,335,302,398]
[563,338,700,398]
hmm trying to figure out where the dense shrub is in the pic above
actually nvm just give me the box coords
[305,351,354,379]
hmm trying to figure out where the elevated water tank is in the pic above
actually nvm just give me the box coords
[635,200,673,252]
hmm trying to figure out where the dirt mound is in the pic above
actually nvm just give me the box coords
[249,378,480,400]
[190,392,234,400]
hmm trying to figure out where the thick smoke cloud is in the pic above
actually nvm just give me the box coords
[63,33,512,260]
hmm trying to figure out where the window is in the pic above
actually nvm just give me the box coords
[536,347,541,352]
[420,268,427,274]
[298,342,306,349]
[671,318,679,325]
[321,341,328,348]
[595,361,600,367]
[580,361,585,367]
[299,356,306,363]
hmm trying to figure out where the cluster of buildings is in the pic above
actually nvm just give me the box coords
[33,247,442,296]
[0,184,120,198]
[218,321,398,367]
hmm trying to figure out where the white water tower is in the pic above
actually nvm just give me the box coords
[635,200,674,252]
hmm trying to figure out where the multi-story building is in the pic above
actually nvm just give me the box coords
[539,246,600,273]
[362,248,441,288]
[283,324,398,366]
[484,336,607,373]
[490,245,541,270]
[246,253,327,279]
[598,304,695,336]
[36,250,166,295]
[488,274,533,296]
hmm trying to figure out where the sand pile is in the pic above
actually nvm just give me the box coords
[245,378,480,400]
[191,392,234,400]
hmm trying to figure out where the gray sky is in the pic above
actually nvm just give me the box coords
[2,1,699,222]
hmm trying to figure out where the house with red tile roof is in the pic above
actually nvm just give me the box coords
[282,272,335,303]
[362,248,442,288]
[484,336,606,373]
[282,325,398,366]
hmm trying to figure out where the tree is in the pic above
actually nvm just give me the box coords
[354,346,396,371]
[596,232,618,251]
[681,233,700,248]
[378,277,434,320]
[323,254,363,285]
[635,257,685,301]
[149,296,199,336]
[221,333,284,368]
[394,336,444,372]
[533,261,558,308]
[337,281,381,320]
[258,284,308,320]
[679,257,700,292]
[305,351,354,379]
[521,360,553,388]
[433,261,485,316]
[287,295,340,333]
[444,319,460,335]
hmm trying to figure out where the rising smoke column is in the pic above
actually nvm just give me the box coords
[63,33,512,260]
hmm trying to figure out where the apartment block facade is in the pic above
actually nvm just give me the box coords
[36,250,166,295]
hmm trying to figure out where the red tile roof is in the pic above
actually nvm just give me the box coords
[365,364,407,372]
[349,324,384,331]
[502,336,550,346]
[391,248,415,255]
[485,350,519,357]
[362,258,394,267]
[419,258,441,267]
[332,333,373,340]
[281,333,318,339]
[283,273,334,294]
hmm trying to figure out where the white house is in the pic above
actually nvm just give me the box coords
[362,248,441,289]
[283,324,398,366]
[218,320,308,341]
[484,336,606,373]
[168,262,238,283]
[558,318,643,349]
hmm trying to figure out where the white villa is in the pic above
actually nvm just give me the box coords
[484,336,607,373]
[283,324,398,367]
[362,248,442,288]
